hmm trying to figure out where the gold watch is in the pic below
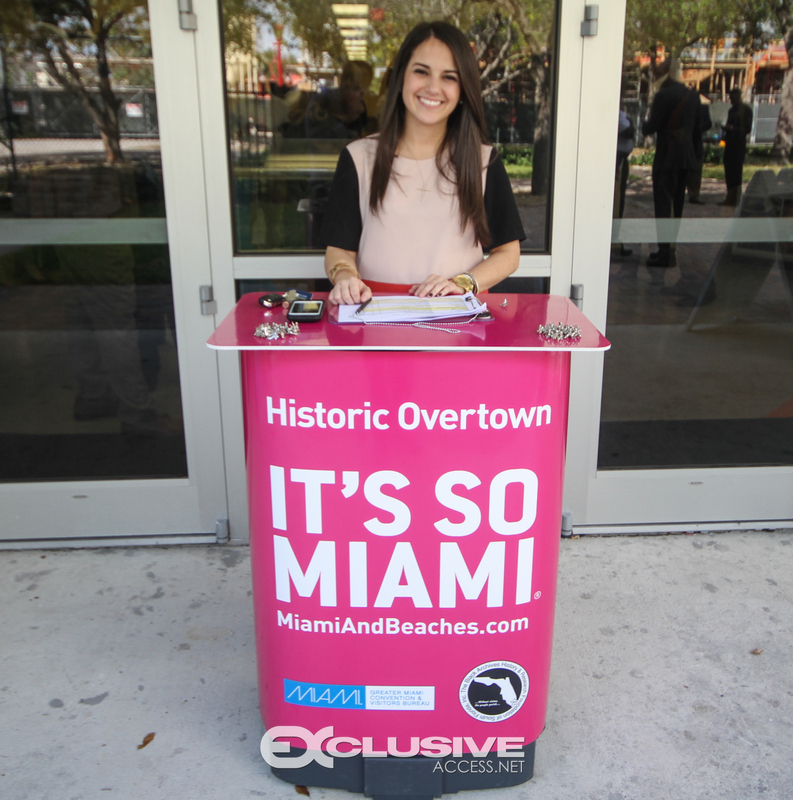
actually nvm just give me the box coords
[451,272,478,294]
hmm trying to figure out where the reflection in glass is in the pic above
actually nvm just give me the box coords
[0,2,187,482]
[220,1,557,254]
[603,13,793,469]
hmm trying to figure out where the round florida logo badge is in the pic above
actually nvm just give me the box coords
[459,661,529,722]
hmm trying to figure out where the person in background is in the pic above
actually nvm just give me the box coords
[720,88,753,207]
[305,60,374,140]
[641,58,702,270]
[614,108,634,258]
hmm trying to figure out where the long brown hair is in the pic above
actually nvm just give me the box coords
[371,21,491,246]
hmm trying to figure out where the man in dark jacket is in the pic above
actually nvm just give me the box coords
[642,62,703,267]
[720,88,753,206]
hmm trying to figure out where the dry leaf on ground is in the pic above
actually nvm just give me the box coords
[137,732,156,750]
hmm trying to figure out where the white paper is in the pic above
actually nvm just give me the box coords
[338,293,487,324]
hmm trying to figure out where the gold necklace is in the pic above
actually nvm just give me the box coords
[398,144,436,199]
[413,158,431,198]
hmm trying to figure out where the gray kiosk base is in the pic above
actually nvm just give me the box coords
[271,743,535,800]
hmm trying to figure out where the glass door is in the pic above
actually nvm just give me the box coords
[205,0,559,290]
[565,0,793,530]
[0,1,229,543]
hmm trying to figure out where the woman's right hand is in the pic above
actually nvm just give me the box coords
[328,275,372,305]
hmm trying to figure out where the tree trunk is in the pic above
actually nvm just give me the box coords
[35,11,125,165]
[94,112,124,164]
[530,55,551,196]
[772,64,793,161]
[642,49,660,148]
[93,23,124,164]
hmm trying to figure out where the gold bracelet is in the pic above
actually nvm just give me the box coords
[328,262,359,283]
[463,271,480,294]
[451,272,480,294]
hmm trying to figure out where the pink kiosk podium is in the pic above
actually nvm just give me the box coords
[208,293,609,799]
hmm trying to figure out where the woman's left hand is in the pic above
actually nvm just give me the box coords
[409,274,464,297]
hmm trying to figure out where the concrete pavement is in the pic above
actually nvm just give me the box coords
[2,530,791,800]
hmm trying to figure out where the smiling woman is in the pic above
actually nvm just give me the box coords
[400,38,461,137]
[320,21,526,305]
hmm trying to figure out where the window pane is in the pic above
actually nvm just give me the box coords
[220,1,557,254]
[603,19,793,469]
[0,2,187,482]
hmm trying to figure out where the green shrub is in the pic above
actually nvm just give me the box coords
[495,144,533,166]
[703,144,723,165]
[628,149,655,165]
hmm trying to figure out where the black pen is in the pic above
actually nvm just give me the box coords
[355,297,373,316]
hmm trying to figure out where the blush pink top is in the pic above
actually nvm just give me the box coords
[347,137,491,285]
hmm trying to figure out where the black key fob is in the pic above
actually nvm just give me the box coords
[259,293,285,308]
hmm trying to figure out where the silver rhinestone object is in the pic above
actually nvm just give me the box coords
[537,322,582,341]
[254,321,300,340]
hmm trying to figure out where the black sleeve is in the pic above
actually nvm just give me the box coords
[642,93,664,136]
[484,154,526,249]
[692,95,703,157]
[318,147,362,251]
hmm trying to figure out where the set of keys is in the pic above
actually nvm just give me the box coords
[256,289,325,326]
[257,288,312,309]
